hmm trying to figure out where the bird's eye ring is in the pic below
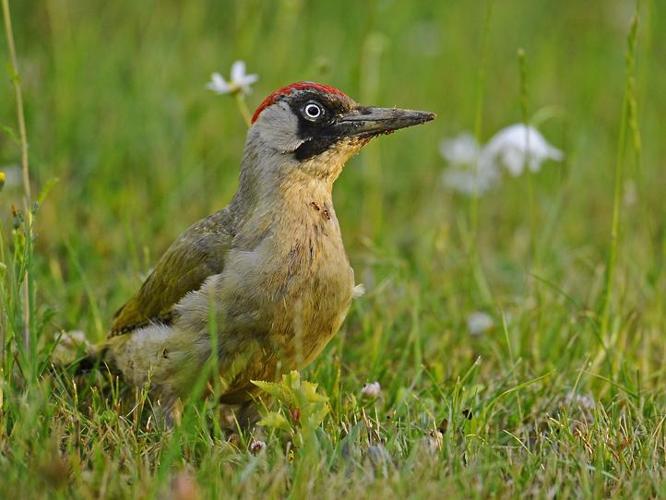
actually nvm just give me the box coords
[303,102,324,120]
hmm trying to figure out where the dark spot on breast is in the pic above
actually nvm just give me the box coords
[311,201,330,221]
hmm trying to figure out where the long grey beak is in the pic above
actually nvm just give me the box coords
[338,106,436,137]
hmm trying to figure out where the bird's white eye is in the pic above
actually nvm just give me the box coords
[303,102,324,120]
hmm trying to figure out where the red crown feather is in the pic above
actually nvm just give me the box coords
[251,81,348,124]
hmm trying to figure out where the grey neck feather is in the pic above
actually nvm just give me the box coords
[229,127,341,224]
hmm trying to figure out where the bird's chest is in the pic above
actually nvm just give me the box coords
[271,202,352,315]
[236,202,354,365]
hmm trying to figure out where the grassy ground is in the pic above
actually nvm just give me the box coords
[1,0,665,497]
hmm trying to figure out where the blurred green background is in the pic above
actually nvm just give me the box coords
[2,0,666,496]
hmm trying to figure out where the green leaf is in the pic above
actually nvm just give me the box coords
[257,411,290,430]
[251,379,293,403]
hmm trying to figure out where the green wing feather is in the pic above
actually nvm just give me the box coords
[110,209,234,336]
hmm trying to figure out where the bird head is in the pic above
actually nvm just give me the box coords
[245,82,435,183]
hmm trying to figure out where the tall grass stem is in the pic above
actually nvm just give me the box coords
[2,0,32,352]
[517,48,537,265]
[235,93,252,127]
[596,2,641,369]
[469,0,494,305]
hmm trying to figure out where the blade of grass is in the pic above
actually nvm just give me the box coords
[468,0,494,306]
[2,0,32,354]
[594,1,642,374]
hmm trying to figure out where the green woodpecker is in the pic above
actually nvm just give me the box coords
[89,82,435,421]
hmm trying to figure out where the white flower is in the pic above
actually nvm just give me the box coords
[441,124,563,195]
[207,60,258,95]
[361,381,381,399]
[467,311,494,336]
[480,124,563,176]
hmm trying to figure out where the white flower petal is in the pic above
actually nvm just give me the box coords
[239,74,259,87]
[482,124,563,175]
[239,74,259,94]
[231,60,247,82]
[545,144,564,162]
[501,146,527,176]
[467,311,494,336]
[207,72,230,94]
[439,132,480,165]
[361,381,381,398]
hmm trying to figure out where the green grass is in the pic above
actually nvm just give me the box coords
[1,0,665,497]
